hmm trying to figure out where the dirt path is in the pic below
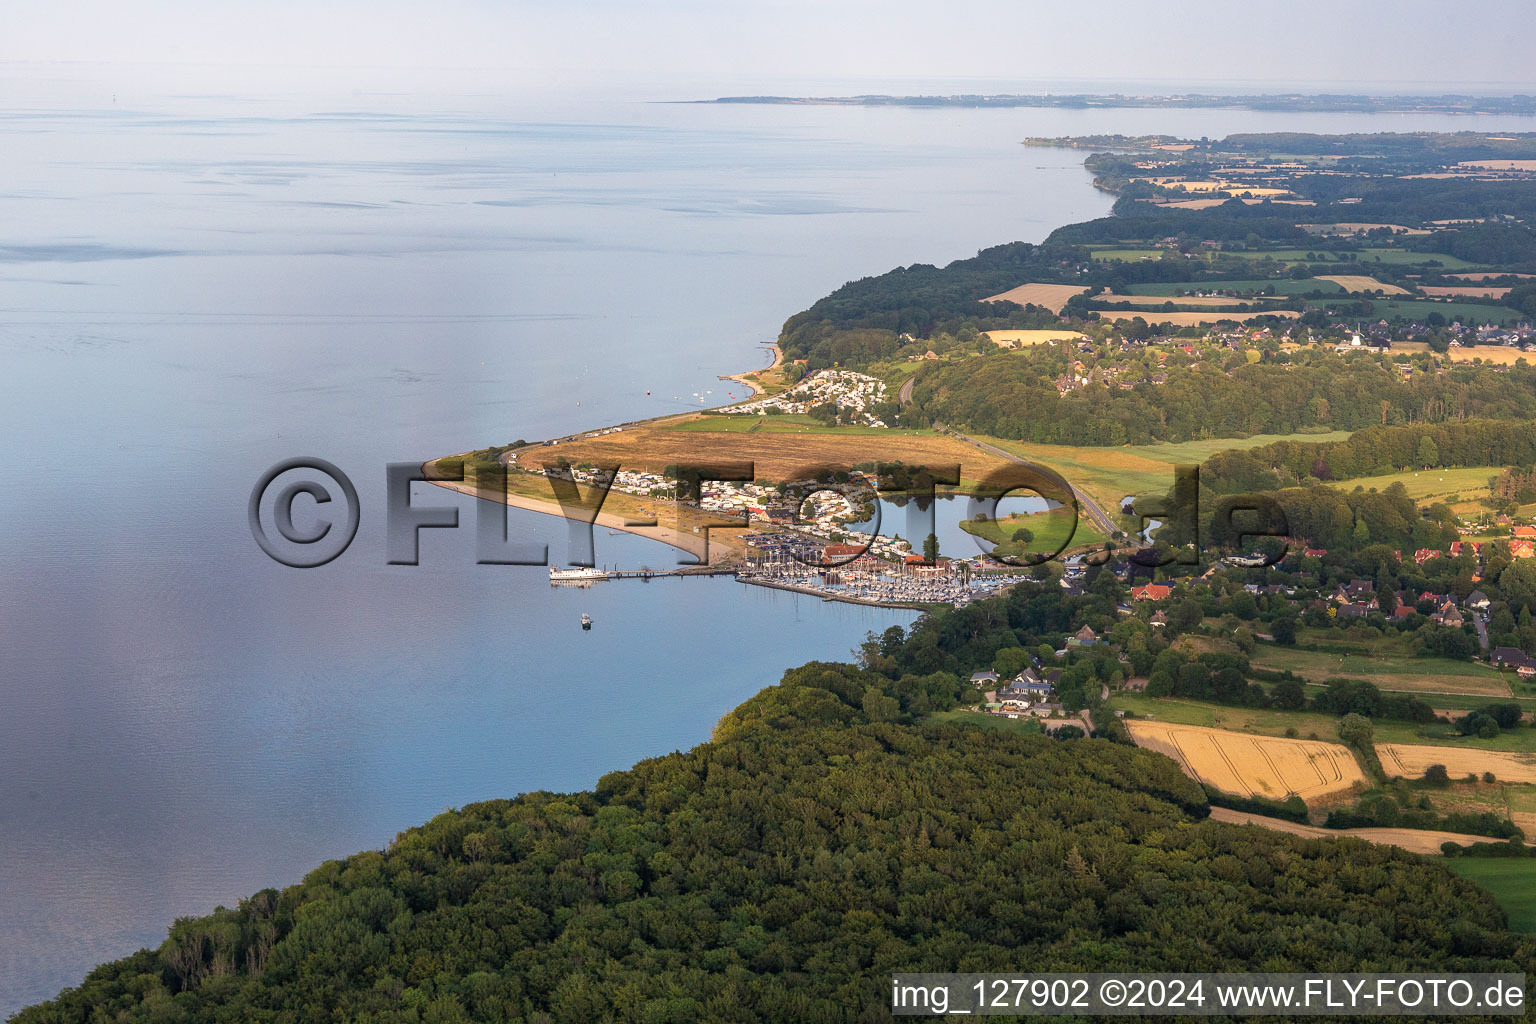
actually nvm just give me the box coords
[1208,807,1503,855]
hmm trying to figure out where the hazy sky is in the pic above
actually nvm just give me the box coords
[4,0,1535,94]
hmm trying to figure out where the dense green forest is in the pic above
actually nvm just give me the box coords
[1202,419,1536,494]
[777,241,1079,368]
[907,355,1536,445]
[16,652,1534,1023]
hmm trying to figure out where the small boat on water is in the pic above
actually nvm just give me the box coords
[549,565,607,583]
[580,613,592,630]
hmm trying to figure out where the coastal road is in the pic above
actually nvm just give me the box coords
[938,427,1120,540]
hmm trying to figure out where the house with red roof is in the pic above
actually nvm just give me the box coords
[1131,583,1174,602]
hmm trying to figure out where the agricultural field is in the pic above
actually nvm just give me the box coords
[1153,198,1315,210]
[977,438,1181,512]
[1367,299,1526,325]
[981,282,1088,311]
[958,506,1090,558]
[981,430,1352,512]
[1315,275,1410,295]
[1217,248,1487,270]
[1096,293,1275,308]
[1395,342,1536,364]
[1100,309,1299,326]
[1121,430,1354,465]
[1300,222,1429,236]
[1211,807,1505,857]
[1325,465,1499,507]
[1125,720,1366,800]
[1112,691,1536,752]
[1114,694,1353,741]
[1351,248,1489,269]
[1379,744,1536,784]
[984,329,1088,347]
[1448,272,1535,281]
[1251,633,1511,697]
[544,420,1014,487]
[1444,860,1536,932]
[1089,248,1168,262]
[1419,285,1511,299]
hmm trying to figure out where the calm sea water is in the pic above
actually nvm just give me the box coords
[3,73,1535,1012]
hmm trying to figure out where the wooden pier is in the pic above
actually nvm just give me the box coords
[602,566,737,579]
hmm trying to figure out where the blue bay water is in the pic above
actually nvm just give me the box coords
[3,75,1536,1012]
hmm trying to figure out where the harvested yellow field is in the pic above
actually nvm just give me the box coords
[1154,197,1314,210]
[1103,309,1298,327]
[1136,178,1292,198]
[1139,177,1225,192]
[1316,275,1410,295]
[985,329,1087,348]
[1220,186,1291,197]
[981,283,1088,312]
[1458,159,1536,171]
[1299,222,1428,235]
[1127,720,1366,800]
[1377,744,1536,784]
[1152,198,1232,210]
[542,421,1013,484]
[1208,807,1509,854]
[1444,345,1533,366]
[1419,285,1510,298]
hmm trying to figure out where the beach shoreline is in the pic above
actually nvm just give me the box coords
[428,476,715,561]
[718,342,782,401]
[425,344,791,562]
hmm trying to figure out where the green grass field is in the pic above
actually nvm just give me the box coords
[1327,465,1498,504]
[979,430,1354,515]
[1223,248,1488,269]
[1334,688,1536,712]
[1444,860,1536,931]
[1365,299,1525,324]
[1110,692,1536,752]
[1093,247,1488,270]
[1251,635,1511,697]
[930,708,1043,736]
[1110,693,1355,741]
[1120,431,1354,465]
[1356,248,1489,269]
[959,506,1089,558]
[1090,248,1167,261]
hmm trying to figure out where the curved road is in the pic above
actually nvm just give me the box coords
[898,376,915,406]
[939,427,1120,540]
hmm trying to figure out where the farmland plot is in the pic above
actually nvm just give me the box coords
[1127,720,1365,800]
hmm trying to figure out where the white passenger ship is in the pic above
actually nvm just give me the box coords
[548,565,608,583]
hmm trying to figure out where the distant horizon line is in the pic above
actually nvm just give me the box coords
[695,92,1536,115]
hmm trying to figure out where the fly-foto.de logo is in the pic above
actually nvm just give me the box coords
[249,457,1290,570]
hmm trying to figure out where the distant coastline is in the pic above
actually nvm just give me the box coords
[699,93,1536,115]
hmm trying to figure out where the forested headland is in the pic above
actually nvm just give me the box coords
[14,633,1534,1023]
